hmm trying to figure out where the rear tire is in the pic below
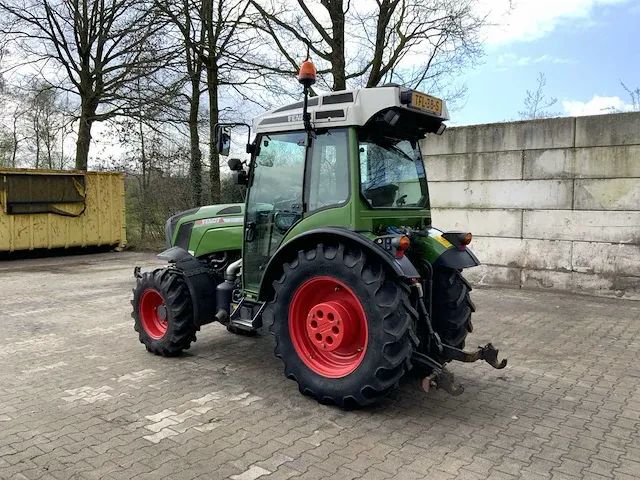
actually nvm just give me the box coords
[264,243,418,408]
[431,267,474,349]
[132,269,197,356]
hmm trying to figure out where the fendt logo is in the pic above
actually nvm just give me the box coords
[195,217,243,226]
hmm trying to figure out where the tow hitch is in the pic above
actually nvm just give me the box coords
[411,289,507,396]
[442,343,507,370]
[411,344,507,396]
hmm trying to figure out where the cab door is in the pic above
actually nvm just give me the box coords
[243,131,307,291]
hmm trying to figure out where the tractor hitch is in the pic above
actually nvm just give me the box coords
[442,343,507,370]
[411,343,506,397]
[411,351,465,396]
[422,369,465,396]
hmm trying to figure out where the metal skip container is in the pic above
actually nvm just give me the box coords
[0,168,126,252]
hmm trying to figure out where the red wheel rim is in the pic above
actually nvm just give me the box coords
[139,289,168,340]
[289,277,368,378]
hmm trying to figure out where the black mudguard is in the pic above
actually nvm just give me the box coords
[257,227,420,302]
[432,247,481,270]
[156,247,217,326]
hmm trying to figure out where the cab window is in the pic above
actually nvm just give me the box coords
[307,129,349,212]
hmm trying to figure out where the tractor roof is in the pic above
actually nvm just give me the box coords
[253,86,450,136]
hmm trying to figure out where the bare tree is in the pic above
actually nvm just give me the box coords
[154,0,253,204]
[0,72,31,167]
[0,0,172,170]
[618,80,639,112]
[23,80,66,168]
[245,0,486,103]
[201,0,251,203]
[519,73,562,120]
[155,0,206,205]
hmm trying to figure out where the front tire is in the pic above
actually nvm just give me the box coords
[132,269,197,356]
[264,243,418,408]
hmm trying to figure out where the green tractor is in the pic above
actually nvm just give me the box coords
[132,61,506,407]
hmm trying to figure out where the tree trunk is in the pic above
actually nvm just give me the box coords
[207,64,220,203]
[75,103,94,170]
[139,116,148,242]
[11,115,18,168]
[34,118,40,169]
[328,0,346,91]
[46,130,53,169]
[188,80,203,207]
[367,2,393,87]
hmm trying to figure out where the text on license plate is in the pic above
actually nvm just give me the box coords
[411,91,443,115]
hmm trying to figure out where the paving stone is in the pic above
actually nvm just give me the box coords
[1,252,639,480]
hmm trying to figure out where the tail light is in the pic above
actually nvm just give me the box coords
[394,236,410,258]
[442,231,473,251]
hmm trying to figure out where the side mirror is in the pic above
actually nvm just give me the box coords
[214,125,231,156]
[232,170,248,185]
[228,158,243,171]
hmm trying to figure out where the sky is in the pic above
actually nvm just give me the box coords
[451,0,640,125]
[8,0,638,166]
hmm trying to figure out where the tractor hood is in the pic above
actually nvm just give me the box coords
[165,203,244,249]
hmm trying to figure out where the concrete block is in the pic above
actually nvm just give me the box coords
[575,112,640,147]
[524,145,640,179]
[463,264,521,287]
[430,180,573,210]
[471,237,572,271]
[523,210,640,244]
[572,242,640,276]
[574,178,640,210]
[424,117,575,154]
[431,208,522,238]
[522,269,640,300]
[424,151,522,182]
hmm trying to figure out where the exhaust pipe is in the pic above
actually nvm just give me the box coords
[215,258,243,322]
[225,258,243,280]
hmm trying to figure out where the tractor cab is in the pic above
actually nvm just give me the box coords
[225,78,450,293]
[132,60,507,408]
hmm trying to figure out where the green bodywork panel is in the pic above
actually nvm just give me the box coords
[169,203,244,256]
[192,225,244,257]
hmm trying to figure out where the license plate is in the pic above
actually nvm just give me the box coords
[411,91,443,115]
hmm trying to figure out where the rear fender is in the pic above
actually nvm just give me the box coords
[257,227,420,303]
[156,247,217,326]
[420,228,481,270]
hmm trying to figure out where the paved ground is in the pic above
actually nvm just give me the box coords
[1,252,640,480]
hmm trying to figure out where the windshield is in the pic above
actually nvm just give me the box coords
[358,133,429,209]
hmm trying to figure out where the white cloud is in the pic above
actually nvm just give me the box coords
[497,53,576,67]
[482,0,631,45]
[563,95,635,115]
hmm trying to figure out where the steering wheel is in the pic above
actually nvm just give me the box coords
[396,194,408,206]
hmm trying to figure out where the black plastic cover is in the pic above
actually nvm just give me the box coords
[156,247,217,326]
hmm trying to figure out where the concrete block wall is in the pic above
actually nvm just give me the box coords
[422,112,640,300]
